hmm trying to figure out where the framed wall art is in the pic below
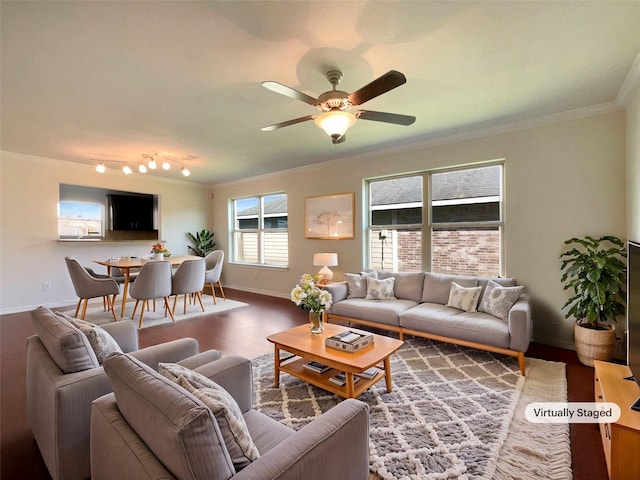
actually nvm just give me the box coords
[305,192,355,239]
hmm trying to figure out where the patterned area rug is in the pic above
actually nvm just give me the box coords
[252,338,571,480]
[60,297,248,328]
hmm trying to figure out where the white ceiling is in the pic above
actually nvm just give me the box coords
[2,1,640,185]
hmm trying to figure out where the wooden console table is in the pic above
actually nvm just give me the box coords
[594,360,640,480]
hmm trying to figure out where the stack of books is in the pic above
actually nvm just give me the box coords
[325,330,374,353]
[302,361,331,374]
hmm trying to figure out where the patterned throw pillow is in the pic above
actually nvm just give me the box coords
[59,313,122,364]
[176,376,260,470]
[346,271,378,298]
[478,280,524,320]
[446,282,482,312]
[158,362,214,387]
[365,277,396,300]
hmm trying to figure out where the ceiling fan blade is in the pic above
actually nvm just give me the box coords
[261,115,316,131]
[348,70,407,106]
[261,81,320,106]
[357,110,416,125]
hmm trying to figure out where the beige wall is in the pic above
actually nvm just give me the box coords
[212,111,627,349]
[0,152,212,313]
[628,87,640,242]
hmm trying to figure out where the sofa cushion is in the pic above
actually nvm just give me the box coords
[103,352,235,480]
[332,298,417,327]
[345,271,378,299]
[399,303,511,349]
[31,306,99,373]
[446,282,482,312]
[378,272,425,302]
[57,313,122,364]
[365,277,396,300]
[478,280,524,320]
[422,273,479,304]
[177,376,260,470]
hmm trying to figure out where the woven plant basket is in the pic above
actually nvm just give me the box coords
[574,323,616,367]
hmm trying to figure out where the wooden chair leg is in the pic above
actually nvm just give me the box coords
[74,298,82,317]
[195,291,205,312]
[138,300,148,328]
[183,294,188,314]
[81,299,89,320]
[209,283,217,305]
[131,299,141,320]
[164,297,175,323]
[109,294,118,322]
[217,281,226,300]
[172,295,179,315]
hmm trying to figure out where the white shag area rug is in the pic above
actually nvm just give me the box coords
[60,297,248,328]
[252,338,572,480]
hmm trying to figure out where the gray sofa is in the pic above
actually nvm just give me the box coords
[90,352,370,479]
[26,306,221,480]
[325,271,531,375]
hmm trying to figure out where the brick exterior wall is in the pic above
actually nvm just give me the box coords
[432,229,500,276]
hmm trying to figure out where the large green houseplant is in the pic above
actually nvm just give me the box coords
[186,229,216,257]
[560,235,626,366]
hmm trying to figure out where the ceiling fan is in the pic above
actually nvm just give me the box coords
[261,69,416,144]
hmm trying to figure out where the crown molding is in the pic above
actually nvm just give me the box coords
[617,52,640,106]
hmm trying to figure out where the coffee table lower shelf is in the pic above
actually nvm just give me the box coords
[279,357,386,399]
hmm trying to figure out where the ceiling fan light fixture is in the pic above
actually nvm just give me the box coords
[314,110,356,140]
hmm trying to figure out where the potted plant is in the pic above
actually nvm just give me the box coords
[186,229,215,257]
[560,235,627,366]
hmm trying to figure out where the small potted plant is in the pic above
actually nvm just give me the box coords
[186,229,216,257]
[560,235,626,366]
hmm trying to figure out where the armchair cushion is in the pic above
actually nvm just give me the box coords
[57,313,122,364]
[104,352,235,480]
[31,306,98,373]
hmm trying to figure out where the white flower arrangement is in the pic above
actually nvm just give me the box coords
[290,273,332,312]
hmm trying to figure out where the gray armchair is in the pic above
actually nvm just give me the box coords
[91,352,370,480]
[26,306,221,480]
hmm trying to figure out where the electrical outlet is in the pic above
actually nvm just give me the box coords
[42,281,52,291]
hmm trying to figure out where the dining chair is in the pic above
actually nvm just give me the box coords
[170,258,206,315]
[65,257,120,322]
[128,261,175,328]
[204,250,226,304]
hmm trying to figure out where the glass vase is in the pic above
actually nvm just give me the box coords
[309,311,324,334]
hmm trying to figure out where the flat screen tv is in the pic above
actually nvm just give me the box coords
[627,240,640,410]
[108,193,156,231]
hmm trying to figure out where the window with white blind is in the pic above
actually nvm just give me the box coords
[232,193,288,267]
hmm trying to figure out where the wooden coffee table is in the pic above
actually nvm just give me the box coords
[267,323,404,399]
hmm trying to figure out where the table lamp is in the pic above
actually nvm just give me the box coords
[313,253,338,284]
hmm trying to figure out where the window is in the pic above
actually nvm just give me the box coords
[366,163,503,276]
[232,193,288,266]
[58,201,104,239]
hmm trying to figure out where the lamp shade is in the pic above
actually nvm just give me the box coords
[313,253,338,267]
[314,110,356,138]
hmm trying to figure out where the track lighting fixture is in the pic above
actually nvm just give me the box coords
[93,153,194,177]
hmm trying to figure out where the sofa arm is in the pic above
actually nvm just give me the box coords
[323,282,349,311]
[130,338,199,371]
[508,295,532,352]
[234,399,370,480]
[101,320,139,353]
[193,355,253,414]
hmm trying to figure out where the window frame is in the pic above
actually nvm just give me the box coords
[230,192,288,268]
[365,161,504,275]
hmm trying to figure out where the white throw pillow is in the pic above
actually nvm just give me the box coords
[346,270,378,298]
[365,277,396,300]
[478,280,524,320]
[60,314,122,364]
[446,282,482,312]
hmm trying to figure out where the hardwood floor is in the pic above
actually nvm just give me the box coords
[1,289,607,479]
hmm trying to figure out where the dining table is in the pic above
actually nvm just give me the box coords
[94,255,201,318]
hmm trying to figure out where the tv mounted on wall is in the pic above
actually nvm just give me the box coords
[106,192,158,241]
[627,240,640,411]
